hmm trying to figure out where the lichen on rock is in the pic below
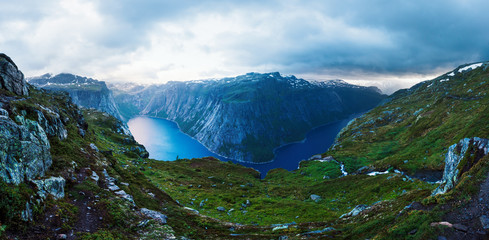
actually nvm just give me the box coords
[0,116,52,184]
[0,53,28,96]
[433,137,489,195]
[31,176,66,199]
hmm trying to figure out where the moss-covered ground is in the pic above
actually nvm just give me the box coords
[327,64,489,174]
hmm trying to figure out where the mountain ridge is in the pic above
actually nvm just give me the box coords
[28,73,124,121]
[111,72,386,163]
[4,51,489,239]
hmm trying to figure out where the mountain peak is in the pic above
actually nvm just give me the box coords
[28,73,101,86]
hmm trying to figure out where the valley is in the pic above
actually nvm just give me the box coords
[2,1,488,239]
[110,73,385,163]
[2,52,489,239]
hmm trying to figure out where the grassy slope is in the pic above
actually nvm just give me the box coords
[139,62,489,239]
[143,157,433,238]
[318,62,489,239]
[5,62,489,239]
[327,63,489,174]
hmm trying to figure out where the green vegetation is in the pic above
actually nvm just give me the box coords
[327,65,489,174]
[142,157,433,227]
[4,62,489,239]
[79,230,126,240]
[0,181,33,229]
[135,63,489,238]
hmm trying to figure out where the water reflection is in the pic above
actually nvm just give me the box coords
[128,115,357,177]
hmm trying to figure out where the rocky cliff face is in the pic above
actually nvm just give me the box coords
[0,113,52,184]
[112,72,385,163]
[0,54,56,184]
[0,54,90,225]
[0,53,28,96]
[28,73,123,121]
[0,95,85,185]
[433,137,489,195]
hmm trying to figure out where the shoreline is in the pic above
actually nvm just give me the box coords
[269,113,361,160]
[128,114,237,162]
[127,113,363,168]
[128,114,277,165]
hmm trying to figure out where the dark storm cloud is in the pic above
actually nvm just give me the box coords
[223,0,489,75]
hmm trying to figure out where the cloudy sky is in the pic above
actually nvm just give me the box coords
[1,0,488,93]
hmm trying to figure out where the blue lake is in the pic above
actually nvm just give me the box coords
[127,115,357,177]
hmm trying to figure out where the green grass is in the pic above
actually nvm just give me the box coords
[142,157,434,227]
[326,65,489,174]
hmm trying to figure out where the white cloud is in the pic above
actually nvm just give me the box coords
[1,0,488,93]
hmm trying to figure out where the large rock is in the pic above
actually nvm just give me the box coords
[432,137,489,195]
[310,194,322,202]
[0,53,28,96]
[0,116,52,184]
[31,176,66,199]
[140,208,168,224]
[340,204,370,218]
[35,109,68,140]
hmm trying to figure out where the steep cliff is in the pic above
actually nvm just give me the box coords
[0,54,88,225]
[112,72,386,163]
[0,53,28,96]
[28,73,123,121]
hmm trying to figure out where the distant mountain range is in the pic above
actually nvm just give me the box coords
[28,73,123,121]
[110,72,386,163]
[26,71,385,163]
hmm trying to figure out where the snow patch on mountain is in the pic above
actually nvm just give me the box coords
[458,63,483,73]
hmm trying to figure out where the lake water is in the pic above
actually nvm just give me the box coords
[127,115,357,177]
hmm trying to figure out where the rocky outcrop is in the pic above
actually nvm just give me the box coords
[112,72,385,163]
[28,73,123,121]
[0,55,87,186]
[340,204,371,218]
[433,137,489,195]
[140,208,168,224]
[35,108,68,140]
[31,176,66,199]
[21,201,33,221]
[0,114,52,184]
[0,53,28,96]
[102,168,136,205]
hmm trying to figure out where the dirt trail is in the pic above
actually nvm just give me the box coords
[438,173,489,239]
[67,192,104,240]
